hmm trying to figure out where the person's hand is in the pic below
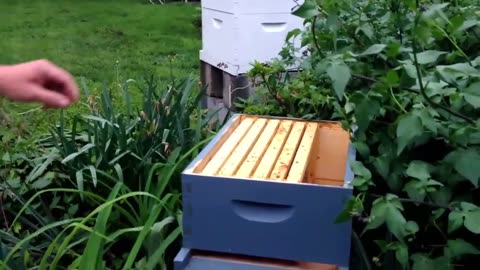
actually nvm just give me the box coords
[0,59,79,108]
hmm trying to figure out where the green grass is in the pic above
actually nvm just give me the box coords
[0,0,201,134]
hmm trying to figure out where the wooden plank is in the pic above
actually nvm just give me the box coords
[202,117,255,175]
[270,121,306,180]
[218,118,268,176]
[312,179,344,187]
[252,120,294,180]
[192,115,243,173]
[308,124,350,182]
[235,119,280,178]
[296,262,339,270]
[285,123,318,183]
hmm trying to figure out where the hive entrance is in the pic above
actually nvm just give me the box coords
[193,115,350,186]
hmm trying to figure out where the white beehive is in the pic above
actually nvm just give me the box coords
[200,0,305,76]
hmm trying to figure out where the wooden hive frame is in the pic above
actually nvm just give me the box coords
[189,114,351,187]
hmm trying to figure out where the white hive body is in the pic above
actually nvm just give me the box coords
[200,0,306,76]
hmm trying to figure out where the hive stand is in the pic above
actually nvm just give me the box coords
[200,61,301,123]
[175,248,350,270]
[200,60,252,122]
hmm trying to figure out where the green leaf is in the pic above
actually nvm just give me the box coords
[448,210,464,233]
[411,254,435,270]
[406,160,431,180]
[373,156,390,180]
[144,225,182,269]
[335,196,363,224]
[449,203,480,234]
[437,63,480,83]
[78,184,123,270]
[432,209,445,221]
[27,149,59,182]
[395,242,409,270]
[356,24,374,40]
[461,82,480,109]
[453,149,480,186]
[88,165,98,188]
[75,170,84,194]
[351,161,371,178]
[352,176,372,191]
[447,239,480,258]
[2,152,10,162]
[326,62,351,100]
[354,95,381,134]
[366,199,387,231]
[292,0,320,19]
[285,28,302,42]
[358,44,387,56]
[353,141,370,158]
[335,197,356,223]
[431,186,452,205]
[453,19,480,34]
[383,70,400,87]
[396,113,423,155]
[461,202,478,211]
[404,180,427,201]
[464,209,480,234]
[410,50,446,64]
[366,195,407,240]
[415,109,439,134]
[385,203,407,240]
[433,256,453,269]
[30,176,53,190]
[62,143,95,164]
[405,221,419,235]
[123,203,164,270]
[422,3,450,24]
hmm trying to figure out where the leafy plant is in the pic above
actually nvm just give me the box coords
[1,73,218,269]
[241,0,480,269]
[45,74,210,196]
[1,151,197,270]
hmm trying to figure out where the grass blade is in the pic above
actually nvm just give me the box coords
[62,143,95,164]
[88,165,98,187]
[78,183,122,270]
[145,225,181,270]
[122,203,163,270]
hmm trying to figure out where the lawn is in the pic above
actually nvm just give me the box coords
[0,0,201,134]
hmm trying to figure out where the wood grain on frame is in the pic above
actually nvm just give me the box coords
[270,121,306,180]
[202,117,255,175]
[218,118,268,176]
[253,120,294,179]
[235,119,281,178]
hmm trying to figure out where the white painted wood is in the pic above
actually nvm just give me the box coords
[200,1,306,76]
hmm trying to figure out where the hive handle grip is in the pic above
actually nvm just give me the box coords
[213,18,223,29]
[261,22,287,32]
[231,200,294,223]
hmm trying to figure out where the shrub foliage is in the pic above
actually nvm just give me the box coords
[240,0,480,269]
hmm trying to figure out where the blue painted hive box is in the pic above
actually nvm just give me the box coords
[180,114,355,267]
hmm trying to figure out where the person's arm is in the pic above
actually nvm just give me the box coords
[0,59,79,108]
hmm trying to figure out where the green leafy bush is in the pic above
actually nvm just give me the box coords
[240,0,480,269]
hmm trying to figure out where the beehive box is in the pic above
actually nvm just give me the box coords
[181,114,355,267]
[200,0,305,75]
[201,0,304,15]
[174,248,345,270]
